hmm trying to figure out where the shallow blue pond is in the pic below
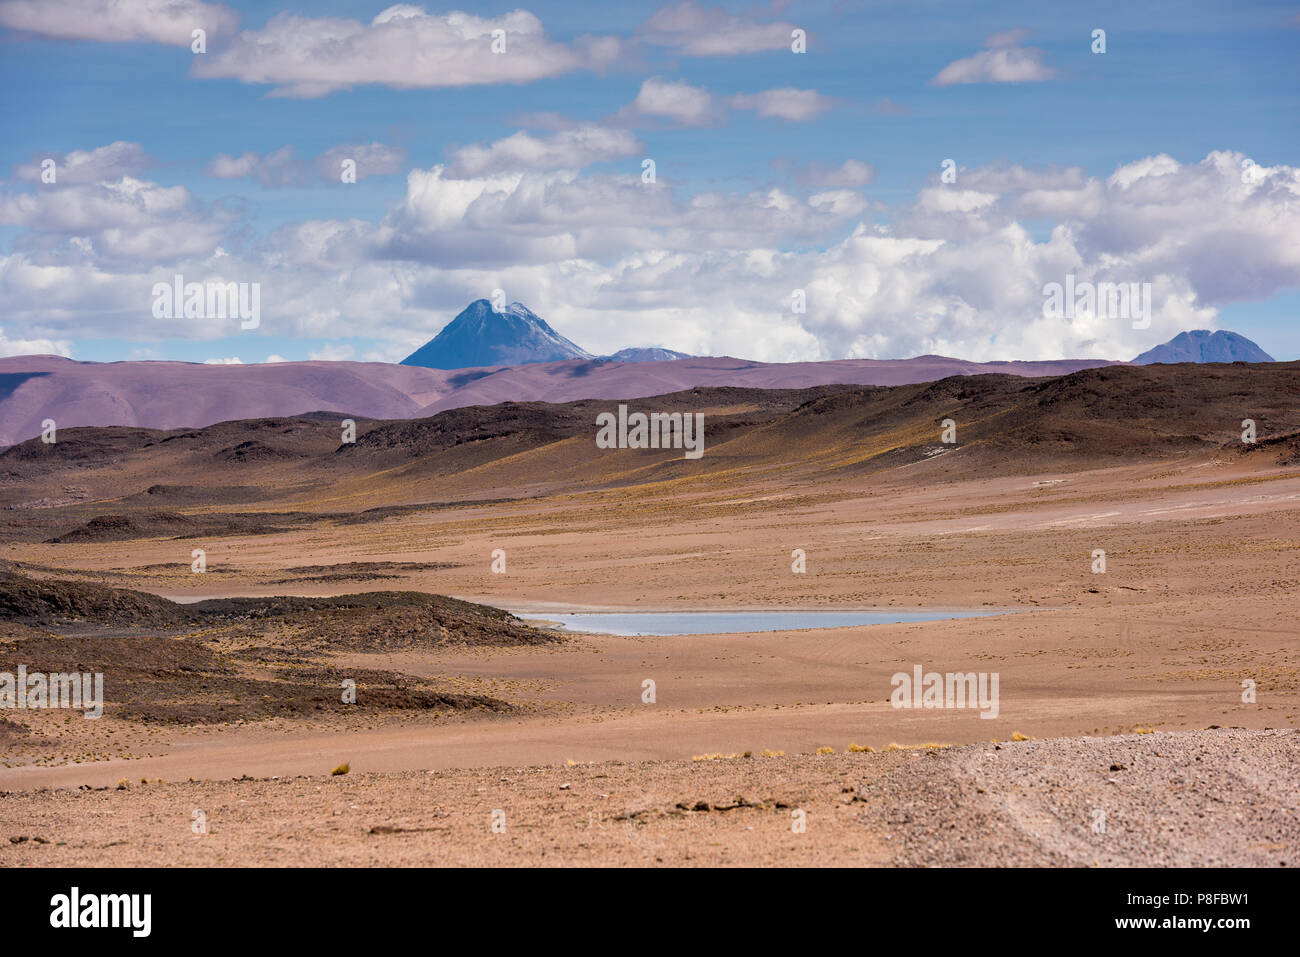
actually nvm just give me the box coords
[515,609,1007,637]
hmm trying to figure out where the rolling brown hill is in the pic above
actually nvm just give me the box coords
[0,362,1294,550]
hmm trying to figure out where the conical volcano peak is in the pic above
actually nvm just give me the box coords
[400,299,593,370]
[1133,329,1274,364]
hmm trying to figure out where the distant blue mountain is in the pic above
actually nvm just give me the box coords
[401,300,592,369]
[605,347,693,362]
[1133,330,1274,364]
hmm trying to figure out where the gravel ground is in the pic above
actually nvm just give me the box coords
[2,728,1294,867]
[871,728,1297,866]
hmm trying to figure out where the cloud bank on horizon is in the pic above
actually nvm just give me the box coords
[0,0,1297,364]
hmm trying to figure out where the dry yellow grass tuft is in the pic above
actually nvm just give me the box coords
[883,742,951,752]
[331,763,350,775]
[816,746,835,754]
[848,742,874,753]
[1011,731,1034,742]
[760,748,785,758]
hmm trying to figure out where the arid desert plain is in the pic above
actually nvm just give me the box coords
[2,363,1298,866]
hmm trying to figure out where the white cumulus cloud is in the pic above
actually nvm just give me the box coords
[205,143,408,186]
[190,6,622,97]
[0,0,237,44]
[446,127,642,177]
[932,29,1056,86]
[639,1,800,56]
[621,77,722,126]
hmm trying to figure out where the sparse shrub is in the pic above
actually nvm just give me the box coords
[331,763,350,775]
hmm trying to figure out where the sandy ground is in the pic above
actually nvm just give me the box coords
[2,729,1294,867]
[0,608,1289,788]
[2,452,1298,864]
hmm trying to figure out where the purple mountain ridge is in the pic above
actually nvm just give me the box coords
[0,353,1118,447]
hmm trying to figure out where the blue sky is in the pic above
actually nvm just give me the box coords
[1,0,1297,364]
